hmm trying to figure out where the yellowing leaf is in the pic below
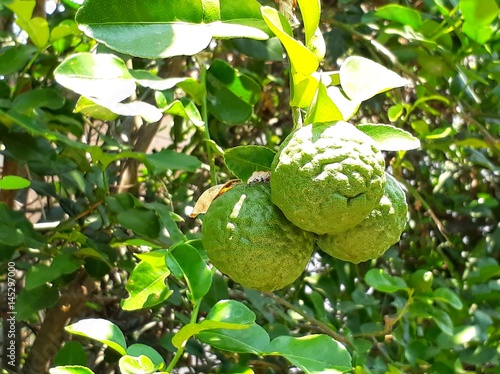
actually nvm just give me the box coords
[261,6,318,75]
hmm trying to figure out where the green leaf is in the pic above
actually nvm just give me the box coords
[53,341,88,367]
[206,60,260,124]
[261,6,318,75]
[0,176,30,190]
[290,72,319,108]
[326,85,360,121]
[0,45,38,75]
[431,309,454,335]
[339,56,408,102]
[50,366,95,374]
[54,53,136,103]
[75,0,269,59]
[374,4,422,30]
[12,88,65,113]
[388,104,404,122]
[432,288,464,310]
[121,260,172,311]
[160,98,204,127]
[206,299,257,323]
[65,318,127,355]
[304,82,343,124]
[296,0,320,45]
[74,97,119,121]
[264,335,352,373]
[166,243,212,301]
[460,0,499,26]
[145,203,187,244]
[118,355,156,374]
[25,253,84,290]
[231,37,284,61]
[117,208,161,238]
[16,284,59,320]
[143,149,202,176]
[172,320,252,349]
[7,0,50,48]
[129,70,187,91]
[88,100,163,123]
[357,124,420,151]
[126,344,165,367]
[197,323,270,354]
[365,269,408,293]
[224,145,275,182]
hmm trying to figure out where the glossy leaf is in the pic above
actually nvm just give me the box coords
[261,6,318,75]
[291,72,319,108]
[7,0,50,48]
[304,82,343,124]
[50,367,95,374]
[0,176,30,190]
[172,320,252,349]
[121,259,172,311]
[118,355,156,374]
[339,56,408,102]
[296,0,320,45]
[160,98,204,127]
[74,97,119,121]
[326,86,360,120]
[431,309,454,335]
[357,124,421,151]
[264,335,352,373]
[365,269,408,293]
[206,60,260,124]
[197,323,270,354]
[224,145,275,182]
[54,53,136,103]
[53,341,88,367]
[65,319,127,355]
[166,243,212,301]
[433,287,464,310]
[375,4,422,30]
[459,0,499,26]
[90,99,163,123]
[75,0,269,58]
[127,344,165,367]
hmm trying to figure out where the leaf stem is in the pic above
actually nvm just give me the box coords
[165,301,202,373]
[200,63,218,186]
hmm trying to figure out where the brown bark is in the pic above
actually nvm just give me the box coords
[21,271,95,374]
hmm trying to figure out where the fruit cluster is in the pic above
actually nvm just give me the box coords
[201,121,408,291]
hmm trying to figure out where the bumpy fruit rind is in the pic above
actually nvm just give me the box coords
[202,183,315,292]
[317,173,408,263]
[271,121,386,235]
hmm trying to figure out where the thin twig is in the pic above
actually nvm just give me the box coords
[263,292,351,346]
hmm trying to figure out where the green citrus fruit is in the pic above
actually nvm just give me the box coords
[202,183,315,292]
[317,173,408,263]
[270,121,386,235]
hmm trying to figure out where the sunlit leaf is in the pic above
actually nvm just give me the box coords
[357,124,420,151]
[65,319,127,355]
[261,6,318,75]
[264,335,352,373]
[339,56,408,102]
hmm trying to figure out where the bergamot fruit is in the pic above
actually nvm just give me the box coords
[317,173,408,263]
[202,183,315,291]
[270,121,386,235]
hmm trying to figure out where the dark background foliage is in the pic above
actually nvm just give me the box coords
[0,0,499,373]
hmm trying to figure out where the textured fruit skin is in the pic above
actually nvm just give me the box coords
[317,173,408,263]
[271,121,386,235]
[202,183,315,292]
